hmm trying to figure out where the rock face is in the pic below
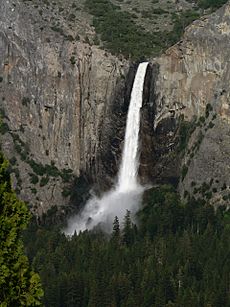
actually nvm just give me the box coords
[93,65,135,190]
[0,0,128,214]
[1,0,230,214]
[146,1,230,204]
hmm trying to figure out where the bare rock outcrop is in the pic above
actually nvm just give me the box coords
[145,1,230,204]
[0,0,128,214]
[2,0,230,214]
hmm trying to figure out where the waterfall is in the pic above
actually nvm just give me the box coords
[118,62,149,191]
[65,62,149,235]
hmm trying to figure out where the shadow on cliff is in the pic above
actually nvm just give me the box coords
[139,62,180,187]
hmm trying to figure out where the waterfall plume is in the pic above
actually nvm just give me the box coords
[65,62,149,235]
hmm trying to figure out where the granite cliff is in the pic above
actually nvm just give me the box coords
[141,1,230,205]
[0,0,128,215]
[1,0,230,215]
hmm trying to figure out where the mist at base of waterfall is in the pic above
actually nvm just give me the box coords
[64,62,149,236]
[64,185,144,235]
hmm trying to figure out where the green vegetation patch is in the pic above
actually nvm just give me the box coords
[10,132,74,190]
[197,0,228,9]
[0,122,10,135]
[40,176,49,187]
[85,0,202,58]
[23,185,230,306]
[85,0,165,58]
[178,116,198,153]
[0,151,43,305]
[29,173,39,184]
[169,10,200,45]
[22,97,30,106]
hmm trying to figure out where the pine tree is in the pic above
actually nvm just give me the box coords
[111,216,120,245]
[122,210,133,246]
[0,152,43,305]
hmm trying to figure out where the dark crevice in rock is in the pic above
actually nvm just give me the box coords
[139,63,181,188]
[139,63,157,184]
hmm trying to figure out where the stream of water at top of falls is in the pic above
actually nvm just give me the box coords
[65,62,149,235]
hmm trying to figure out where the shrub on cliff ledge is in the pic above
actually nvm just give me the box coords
[197,0,228,9]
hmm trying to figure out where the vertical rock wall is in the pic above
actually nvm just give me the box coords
[0,0,129,213]
[147,1,230,204]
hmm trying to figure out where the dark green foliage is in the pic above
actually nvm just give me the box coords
[28,159,45,176]
[212,113,217,120]
[68,13,76,21]
[62,187,71,197]
[0,122,10,134]
[23,185,230,306]
[35,161,59,177]
[212,187,218,193]
[199,116,206,125]
[0,108,6,118]
[9,156,17,165]
[85,0,166,58]
[208,121,215,129]
[10,133,74,192]
[31,188,37,195]
[189,130,204,157]
[205,191,212,200]
[178,117,197,153]
[12,167,20,180]
[169,10,200,44]
[70,56,76,65]
[0,152,43,305]
[200,182,211,194]
[20,124,25,133]
[40,176,49,187]
[29,173,39,185]
[50,26,64,35]
[84,0,205,58]
[11,133,29,161]
[191,181,216,200]
[60,168,73,183]
[153,8,167,14]
[111,216,120,245]
[44,175,89,219]
[191,181,196,187]
[22,96,30,106]
[69,175,90,209]
[197,0,228,9]
[122,210,134,246]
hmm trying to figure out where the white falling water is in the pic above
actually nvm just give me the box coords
[65,62,149,235]
[118,62,149,191]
